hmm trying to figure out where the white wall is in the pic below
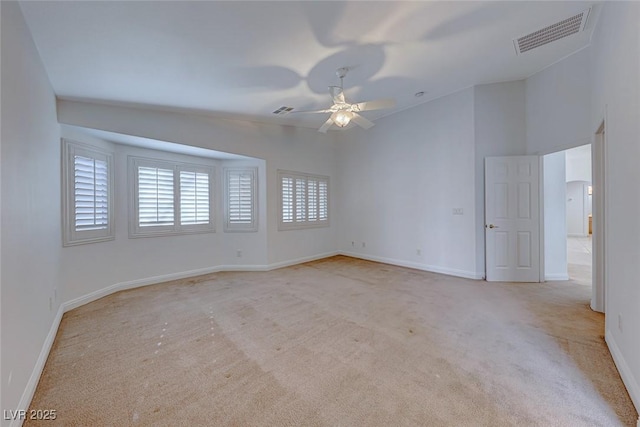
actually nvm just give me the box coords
[543,151,568,280]
[56,100,339,268]
[525,47,592,155]
[1,1,62,421]
[474,81,528,276]
[336,88,478,278]
[566,181,590,237]
[589,1,640,412]
[564,144,592,237]
[565,144,592,183]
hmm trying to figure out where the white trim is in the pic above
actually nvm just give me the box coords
[63,251,340,310]
[11,306,64,427]
[340,251,484,280]
[63,265,227,311]
[539,155,545,284]
[606,330,640,415]
[544,274,570,281]
[267,251,340,270]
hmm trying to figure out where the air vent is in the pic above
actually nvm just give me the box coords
[513,8,590,55]
[272,106,294,115]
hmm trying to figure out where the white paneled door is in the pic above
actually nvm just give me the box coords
[485,156,540,282]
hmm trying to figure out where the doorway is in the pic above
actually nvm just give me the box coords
[565,144,593,287]
[542,144,592,286]
[541,125,607,314]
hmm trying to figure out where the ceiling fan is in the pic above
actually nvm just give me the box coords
[296,67,396,133]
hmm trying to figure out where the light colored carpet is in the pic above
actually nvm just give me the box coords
[27,256,637,426]
[568,236,592,287]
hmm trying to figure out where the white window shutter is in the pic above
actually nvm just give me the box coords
[308,179,318,221]
[319,180,328,221]
[74,155,109,231]
[138,166,175,227]
[278,170,329,230]
[130,157,215,237]
[62,139,114,246]
[281,176,294,223]
[180,170,210,225]
[295,178,306,222]
[225,168,257,232]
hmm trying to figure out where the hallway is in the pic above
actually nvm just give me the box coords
[568,236,592,286]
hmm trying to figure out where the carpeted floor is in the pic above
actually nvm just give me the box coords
[27,256,637,426]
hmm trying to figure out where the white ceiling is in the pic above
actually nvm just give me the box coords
[20,1,600,131]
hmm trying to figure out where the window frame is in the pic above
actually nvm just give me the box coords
[62,139,115,246]
[278,170,329,231]
[224,167,258,232]
[128,156,215,238]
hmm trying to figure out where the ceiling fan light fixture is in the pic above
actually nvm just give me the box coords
[333,111,352,127]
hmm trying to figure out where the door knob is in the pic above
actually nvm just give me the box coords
[486,224,499,229]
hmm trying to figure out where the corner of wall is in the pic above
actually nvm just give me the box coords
[605,330,640,415]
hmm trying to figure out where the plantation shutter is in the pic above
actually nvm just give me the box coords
[180,170,210,225]
[74,155,109,231]
[138,166,174,227]
[319,180,328,221]
[295,177,306,222]
[228,171,253,224]
[278,170,329,230]
[282,176,294,223]
[308,179,318,221]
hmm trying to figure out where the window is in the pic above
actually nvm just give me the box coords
[129,156,214,237]
[224,168,257,232]
[62,139,114,246]
[278,170,329,230]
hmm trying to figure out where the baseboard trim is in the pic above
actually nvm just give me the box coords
[605,329,640,415]
[544,274,570,281]
[63,265,229,311]
[63,252,342,311]
[267,251,340,270]
[339,251,483,280]
[11,305,64,427]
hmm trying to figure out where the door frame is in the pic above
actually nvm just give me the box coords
[533,115,606,313]
[592,118,607,313]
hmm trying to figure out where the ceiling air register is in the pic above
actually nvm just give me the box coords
[513,8,590,55]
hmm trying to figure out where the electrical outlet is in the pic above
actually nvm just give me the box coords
[361,242,366,248]
[618,313,623,333]
[416,249,421,256]
[452,208,464,215]
[236,249,242,258]
[351,241,355,247]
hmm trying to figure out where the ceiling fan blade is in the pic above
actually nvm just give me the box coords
[352,98,396,112]
[318,117,334,133]
[350,112,375,129]
[292,109,333,114]
[329,86,345,104]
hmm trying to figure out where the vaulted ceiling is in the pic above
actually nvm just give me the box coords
[20,1,599,130]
